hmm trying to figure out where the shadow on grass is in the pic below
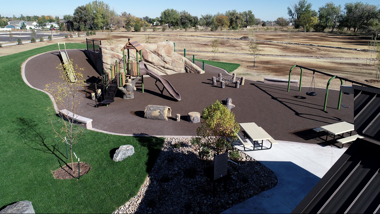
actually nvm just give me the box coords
[133,136,165,173]
[15,117,71,169]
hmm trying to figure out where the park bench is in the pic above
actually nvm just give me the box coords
[59,109,93,129]
[337,134,364,148]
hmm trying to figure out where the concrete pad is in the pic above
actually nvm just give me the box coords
[223,141,346,213]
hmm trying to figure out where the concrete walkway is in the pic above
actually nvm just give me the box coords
[223,140,347,213]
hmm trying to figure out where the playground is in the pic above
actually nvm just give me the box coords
[24,46,354,142]
[1,34,378,213]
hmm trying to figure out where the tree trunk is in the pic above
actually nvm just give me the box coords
[70,145,74,167]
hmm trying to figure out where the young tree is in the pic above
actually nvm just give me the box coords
[17,38,22,45]
[21,22,26,30]
[211,39,219,59]
[44,61,85,167]
[249,31,260,67]
[196,100,240,159]
[9,31,13,41]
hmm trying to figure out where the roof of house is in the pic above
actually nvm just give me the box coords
[293,84,380,213]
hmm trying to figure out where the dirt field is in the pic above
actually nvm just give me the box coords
[2,28,379,90]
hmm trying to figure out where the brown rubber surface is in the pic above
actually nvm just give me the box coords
[25,50,354,144]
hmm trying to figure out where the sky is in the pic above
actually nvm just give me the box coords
[1,0,379,21]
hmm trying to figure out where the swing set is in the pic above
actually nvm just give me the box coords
[287,65,377,111]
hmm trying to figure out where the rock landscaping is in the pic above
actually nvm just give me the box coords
[0,200,35,214]
[113,145,135,162]
[114,137,277,214]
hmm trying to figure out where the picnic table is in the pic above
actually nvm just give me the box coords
[238,122,275,150]
[321,121,354,141]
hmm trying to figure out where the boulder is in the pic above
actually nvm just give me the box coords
[113,145,135,162]
[144,105,172,121]
[0,201,35,214]
[188,112,200,123]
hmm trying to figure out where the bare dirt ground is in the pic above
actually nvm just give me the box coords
[2,28,379,89]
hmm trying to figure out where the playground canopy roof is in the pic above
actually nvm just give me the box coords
[121,40,143,51]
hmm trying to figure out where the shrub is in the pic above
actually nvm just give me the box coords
[274,27,278,31]
[134,23,141,32]
[174,143,181,148]
[17,38,22,45]
[229,150,241,161]
[65,34,68,38]
[86,30,90,36]
[199,146,210,160]
[211,25,218,31]
[70,34,73,38]
[126,25,131,32]
[48,35,52,41]
[89,31,93,35]
[40,36,44,42]
[93,31,96,35]
[162,26,167,32]
[153,26,156,32]
[30,36,36,43]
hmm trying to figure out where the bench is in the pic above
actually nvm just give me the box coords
[236,132,253,151]
[336,134,364,148]
[59,109,93,129]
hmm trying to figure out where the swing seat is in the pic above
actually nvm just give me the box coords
[306,91,317,96]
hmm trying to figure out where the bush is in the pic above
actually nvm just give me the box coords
[65,34,68,38]
[134,23,141,32]
[153,26,156,32]
[70,34,73,38]
[86,30,90,36]
[274,27,278,31]
[93,31,96,35]
[174,143,181,148]
[162,26,167,32]
[229,150,241,161]
[17,38,22,45]
[126,25,131,32]
[48,35,52,41]
[199,146,210,160]
[40,36,44,42]
[30,36,36,43]
[211,25,218,31]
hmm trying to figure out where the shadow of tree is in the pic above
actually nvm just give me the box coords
[15,117,70,169]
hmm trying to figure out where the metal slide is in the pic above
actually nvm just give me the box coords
[139,62,181,101]
[57,43,77,82]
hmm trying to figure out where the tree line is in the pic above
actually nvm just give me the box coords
[288,0,380,37]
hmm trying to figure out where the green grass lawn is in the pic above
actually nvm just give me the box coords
[0,44,163,213]
[195,59,240,73]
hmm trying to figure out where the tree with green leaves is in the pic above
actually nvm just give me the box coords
[298,10,318,32]
[316,2,341,32]
[160,9,180,27]
[134,22,141,32]
[340,2,379,32]
[21,22,26,30]
[242,10,255,27]
[287,0,313,28]
[200,14,215,27]
[55,16,60,25]
[216,15,230,29]
[196,100,240,159]
[179,10,193,29]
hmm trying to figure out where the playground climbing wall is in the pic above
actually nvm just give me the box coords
[99,41,204,75]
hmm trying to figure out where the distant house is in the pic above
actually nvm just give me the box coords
[59,20,73,31]
[5,20,37,29]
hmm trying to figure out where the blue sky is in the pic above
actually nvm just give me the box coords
[1,0,379,21]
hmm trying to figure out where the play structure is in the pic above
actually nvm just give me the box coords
[212,73,245,89]
[287,65,378,111]
[57,43,77,82]
[89,39,183,106]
